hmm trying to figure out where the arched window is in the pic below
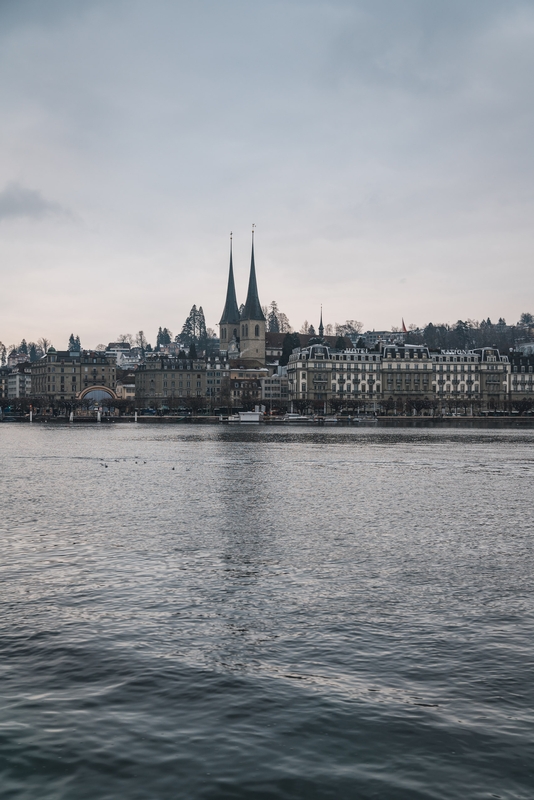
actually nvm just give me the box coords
[233,328,237,339]
[222,328,226,339]
[245,324,249,337]
[255,324,260,337]
[242,325,245,336]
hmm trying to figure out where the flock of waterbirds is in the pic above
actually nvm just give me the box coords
[98,457,187,471]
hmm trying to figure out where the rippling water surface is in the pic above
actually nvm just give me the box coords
[1,425,533,799]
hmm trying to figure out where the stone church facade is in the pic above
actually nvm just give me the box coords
[219,233,266,368]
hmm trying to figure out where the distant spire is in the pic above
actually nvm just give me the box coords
[241,225,265,321]
[318,305,324,338]
[219,233,240,325]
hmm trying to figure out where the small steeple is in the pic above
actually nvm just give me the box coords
[219,233,240,325]
[241,225,265,321]
[318,306,324,338]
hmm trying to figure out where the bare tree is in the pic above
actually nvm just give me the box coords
[37,337,52,354]
[0,342,6,366]
[278,313,292,333]
[335,320,363,336]
[95,344,107,351]
[117,333,134,345]
[299,320,310,334]
[135,331,147,349]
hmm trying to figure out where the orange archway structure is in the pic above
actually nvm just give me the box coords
[78,386,118,403]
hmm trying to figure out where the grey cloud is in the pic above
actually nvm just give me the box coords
[0,182,67,222]
[0,1,533,343]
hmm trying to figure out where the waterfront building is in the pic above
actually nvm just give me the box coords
[287,341,512,412]
[135,356,229,408]
[227,365,269,407]
[115,381,136,401]
[31,347,116,404]
[431,349,481,402]
[508,352,534,402]
[472,348,510,408]
[261,372,289,407]
[8,363,32,399]
[0,366,11,400]
[287,343,381,408]
[381,345,432,400]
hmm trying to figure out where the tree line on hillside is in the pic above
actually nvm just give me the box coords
[0,337,53,365]
[404,314,534,351]
[3,311,532,366]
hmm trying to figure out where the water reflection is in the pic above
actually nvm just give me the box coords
[1,425,533,800]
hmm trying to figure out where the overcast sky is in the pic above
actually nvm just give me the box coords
[1,0,533,348]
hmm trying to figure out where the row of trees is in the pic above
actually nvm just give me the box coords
[290,395,534,417]
[0,337,53,365]
[0,334,84,366]
[3,312,532,367]
[3,391,532,418]
[404,315,534,351]
[298,319,363,337]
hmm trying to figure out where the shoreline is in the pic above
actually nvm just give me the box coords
[2,415,534,428]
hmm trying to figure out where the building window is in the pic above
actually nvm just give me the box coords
[255,324,260,337]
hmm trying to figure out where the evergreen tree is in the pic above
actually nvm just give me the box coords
[68,334,76,350]
[308,325,316,336]
[334,336,346,350]
[29,344,38,362]
[181,306,197,345]
[20,339,28,355]
[280,332,301,366]
[268,301,280,333]
[181,306,207,350]
[197,307,207,351]
[188,342,198,359]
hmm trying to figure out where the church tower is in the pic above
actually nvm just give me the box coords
[219,234,241,358]
[239,229,266,366]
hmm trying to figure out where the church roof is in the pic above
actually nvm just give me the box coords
[241,238,265,321]
[219,241,241,325]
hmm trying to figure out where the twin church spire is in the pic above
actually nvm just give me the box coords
[219,235,240,325]
[219,230,265,325]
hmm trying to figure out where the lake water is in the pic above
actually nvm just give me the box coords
[1,425,533,799]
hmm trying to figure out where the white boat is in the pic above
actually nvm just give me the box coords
[283,412,310,422]
[228,410,263,423]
